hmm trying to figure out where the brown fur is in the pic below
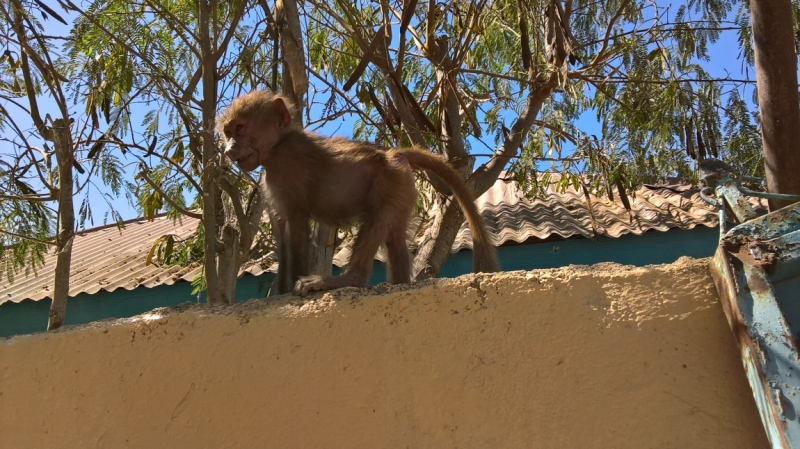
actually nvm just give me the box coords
[217,90,499,295]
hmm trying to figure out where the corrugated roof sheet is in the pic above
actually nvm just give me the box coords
[1,215,203,304]
[458,177,719,248]
[1,176,728,304]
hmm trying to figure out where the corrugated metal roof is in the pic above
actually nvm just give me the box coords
[1,176,728,304]
[1,216,202,304]
[457,177,719,249]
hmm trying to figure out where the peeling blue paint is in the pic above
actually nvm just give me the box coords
[704,159,800,448]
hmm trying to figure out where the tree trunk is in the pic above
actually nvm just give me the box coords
[410,37,474,280]
[750,0,800,210]
[48,119,74,330]
[310,223,336,276]
[276,0,336,278]
[198,0,228,303]
[412,197,465,281]
[215,224,239,303]
[276,0,309,103]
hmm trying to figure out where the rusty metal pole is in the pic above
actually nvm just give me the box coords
[750,0,800,210]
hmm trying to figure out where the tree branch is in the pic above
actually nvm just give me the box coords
[576,25,740,50]
[218,176,247,228]
[212,0,248,62]
[142,0,200,49]
[532,120,579,145]
[10,1,48,139]
[0,229,57,246]
[0,193,54,202]
[584,0,631,69]
[571,74,757,84]
[470,71,559,195]
[139,170,203,219]
[304,64,382,129]
[63,0,184,95]
[131,139,203,192]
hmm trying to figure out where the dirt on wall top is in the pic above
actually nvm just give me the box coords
[0,257,768,448]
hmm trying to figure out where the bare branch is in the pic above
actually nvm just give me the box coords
[10,2,48,138]
[470,71,560,195]
[218,176,247,226]
[212,0,248,62]
[0,193,54,202]
[583,0,631,69]
[0,229,57,246]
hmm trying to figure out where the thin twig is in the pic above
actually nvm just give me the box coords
[139,171,203,219]
[0,228,57,246]
[0,193,54,202]
[585,0,631,68]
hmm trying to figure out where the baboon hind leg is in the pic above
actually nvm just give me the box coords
[385,220,411,284]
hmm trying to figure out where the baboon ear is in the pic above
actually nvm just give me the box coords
[274,97,292,129]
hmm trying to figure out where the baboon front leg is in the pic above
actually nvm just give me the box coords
[293,217,387,296]
[274,218,292,295]
[284,212,310,294]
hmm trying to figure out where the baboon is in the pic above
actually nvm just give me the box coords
[217,90,498,296]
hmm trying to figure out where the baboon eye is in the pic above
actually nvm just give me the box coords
[236,124,245,133]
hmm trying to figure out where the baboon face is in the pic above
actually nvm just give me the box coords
[217,92,293,171]
[220,117,273,171]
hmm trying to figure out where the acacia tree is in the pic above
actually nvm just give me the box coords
[66,0,322,303]
[72,0,767,289]
[304,0,763,279]
[15,0,771,303]
[0,0,127,329]
[272,0,339,289]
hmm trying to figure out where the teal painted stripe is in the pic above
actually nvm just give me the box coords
[440,225,720,278]
[0,274,277,338]
[0,226,718,338]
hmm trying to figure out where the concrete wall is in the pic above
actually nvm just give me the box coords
[0,258,767,448]
[1,226,719,338]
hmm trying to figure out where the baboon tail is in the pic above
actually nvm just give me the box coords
[398,147,499,274]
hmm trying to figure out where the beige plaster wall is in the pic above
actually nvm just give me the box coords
[0,257,767,448]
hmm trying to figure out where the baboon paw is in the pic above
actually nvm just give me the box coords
[293,276,325,296]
